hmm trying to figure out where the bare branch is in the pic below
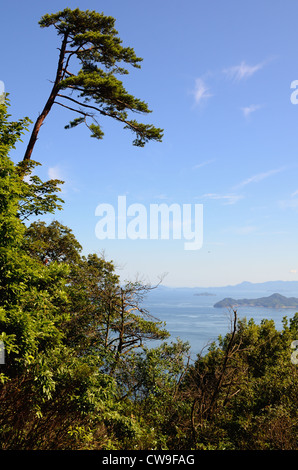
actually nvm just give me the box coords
[54,101,90,118]
[56,93,103,115]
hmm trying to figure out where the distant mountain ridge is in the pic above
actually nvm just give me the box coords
[159,280,298,293]
[214,293,298,309]
[144,281,298,306]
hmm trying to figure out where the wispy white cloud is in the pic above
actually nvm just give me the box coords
[202,193,243,205]
[223,60,264,81]
[47,165,81,195]
[280,200,298,209]
[233,167,284,190]
[241,104,262,118]
[278,185,298,209]
[193,78,213,105]
[192,158,216,170]
[48,165,64,181]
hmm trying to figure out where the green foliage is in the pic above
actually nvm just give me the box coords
[17,161,64,221]
[178,314,298,450]
[23,220,82,264]
[1,96,297,450]
[23,7,163,163]
[0,99,31,154]
[0,101,169,448]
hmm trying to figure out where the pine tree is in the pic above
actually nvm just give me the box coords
[23,8,163,163]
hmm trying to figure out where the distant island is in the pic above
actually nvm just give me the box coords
[194,292,216,297]
[214,293,298,309]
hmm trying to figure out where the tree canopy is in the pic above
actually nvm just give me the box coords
[23,8,163,163]
[0,99,173,449]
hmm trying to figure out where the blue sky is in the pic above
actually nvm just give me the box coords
[2,0,298,287]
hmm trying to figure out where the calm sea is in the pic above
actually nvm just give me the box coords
[143,287,298,357]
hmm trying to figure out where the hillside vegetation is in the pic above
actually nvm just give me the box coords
[0,102,297,450]
[214,293,298,309]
